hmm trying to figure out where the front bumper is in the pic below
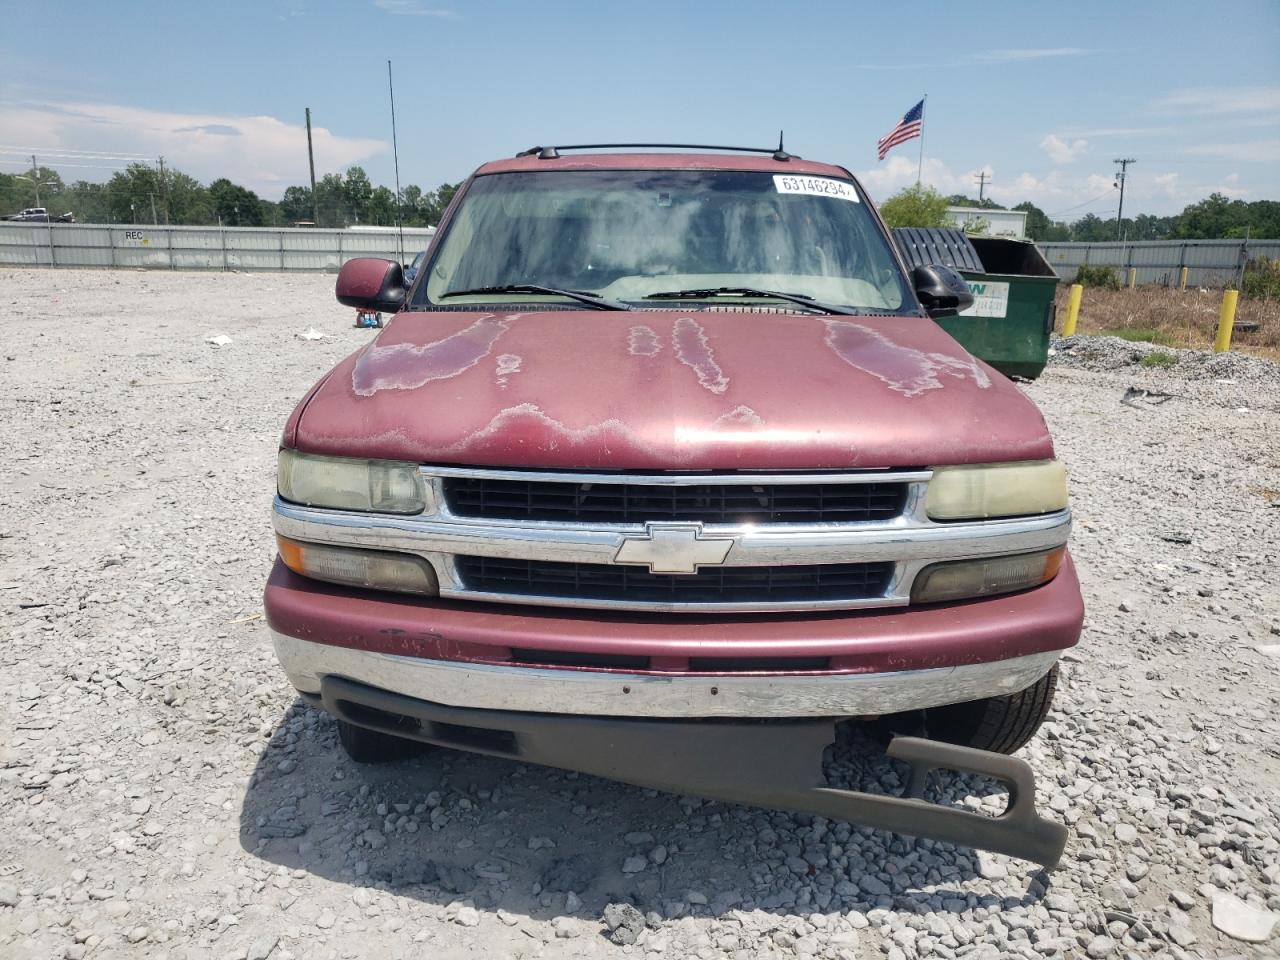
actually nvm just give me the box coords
[316,675,1068,867]
[263,553,1082,678]
[275,629,1061,718]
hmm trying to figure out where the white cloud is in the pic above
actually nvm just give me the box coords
[1040,133,1088,163]
[965,47,1094,64]
[1182,139,1280,163]
[1152,172,1180,198]
[0,99,386,198]
[1151,86,1280,115]
[1056,125,1170,138]
[855,155,1252,217]
[372,0,458,16]
[855,47,1093,70]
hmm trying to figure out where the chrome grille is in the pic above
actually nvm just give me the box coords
[442,475,907,524]
[456,556,895,605]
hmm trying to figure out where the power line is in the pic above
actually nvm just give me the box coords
[0,145,152,160]
[1047,188,1116,218]
[0,158,129,171]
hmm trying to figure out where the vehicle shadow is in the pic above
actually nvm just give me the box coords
[238,697,1052,934]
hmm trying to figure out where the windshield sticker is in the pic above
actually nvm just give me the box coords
[773,175,860,203]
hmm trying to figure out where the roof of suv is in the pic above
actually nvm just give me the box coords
[475,152,855,178]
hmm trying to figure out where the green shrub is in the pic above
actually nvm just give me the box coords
[1139,351,1177,368]
[1075,264,1121,289]
[1242,256,1280,301]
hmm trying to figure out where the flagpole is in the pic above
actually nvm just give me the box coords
[917,94,926,187]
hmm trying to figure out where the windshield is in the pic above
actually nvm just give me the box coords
[417,169,913,313]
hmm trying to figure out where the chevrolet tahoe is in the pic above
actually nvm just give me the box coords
[263,143,1083,866]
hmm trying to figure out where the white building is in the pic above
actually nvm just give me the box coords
[945,206,1027,240]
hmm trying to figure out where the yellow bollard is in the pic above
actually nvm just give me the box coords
[1214,290,1238,353]
[1062,283,1083,337]
[1179,266,1188,291]
[1127,267,1137,289]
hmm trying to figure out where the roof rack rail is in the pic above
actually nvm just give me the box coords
[516,134,797,162]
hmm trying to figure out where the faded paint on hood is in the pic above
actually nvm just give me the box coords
[291,309,1054,469]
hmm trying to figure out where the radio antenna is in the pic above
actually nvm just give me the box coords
[387,59,405,266]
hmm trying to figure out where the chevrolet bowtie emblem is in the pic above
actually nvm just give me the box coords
[613,522,734,574]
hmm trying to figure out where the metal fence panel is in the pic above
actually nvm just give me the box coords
[10,225,1271,285]
[1038,239,1280,288]
[0,222,437,273]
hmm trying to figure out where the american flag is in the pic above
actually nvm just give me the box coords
[877,99,924,161]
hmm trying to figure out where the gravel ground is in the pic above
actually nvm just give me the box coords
[2,268,1278,960]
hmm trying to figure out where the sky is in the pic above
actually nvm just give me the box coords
[1,0,1277,219]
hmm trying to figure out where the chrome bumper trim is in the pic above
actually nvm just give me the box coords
[273,630,1061,719]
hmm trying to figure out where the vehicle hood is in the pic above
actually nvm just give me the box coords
[291,309,1053,470]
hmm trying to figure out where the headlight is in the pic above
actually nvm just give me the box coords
[277,449,425,514]
[276,535,439,595]
[911,547,1064,604]
[925,460,1068,521]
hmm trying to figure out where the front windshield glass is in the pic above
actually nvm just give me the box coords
[417,169,913,312]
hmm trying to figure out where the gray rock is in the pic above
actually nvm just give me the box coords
[975,853,1009,881]
[0,883,17,907]
[602,902,645,945]
[621,856,647,874]
[435,864,475,894]
[1166,922,1197,947]
[247,934,279,960]
[541,855,595,893]
[454,905,480,927]
[858,875,890,896]
[1085,934,1116,958]
[1211,892,1279,943]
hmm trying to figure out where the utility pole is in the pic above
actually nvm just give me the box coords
[17,155,56,207]
[974,171,990,204]
[157,156,170,224]
[149,192,158,225]
[305,107,319,225]
[1113,158,1135,240]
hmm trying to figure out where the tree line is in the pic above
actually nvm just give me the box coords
[878,185,1279,241]
[0,161,458,229]
[3,162,1276,240]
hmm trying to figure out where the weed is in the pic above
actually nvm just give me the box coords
[1075,264,1121,289]
[1243,257,1280,302]
[1139,351,1177,368]
[1111,327,1177,345]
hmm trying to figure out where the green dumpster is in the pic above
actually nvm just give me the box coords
[893,229,1059,380]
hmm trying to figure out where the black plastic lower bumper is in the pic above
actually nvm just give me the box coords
[318,675,1067,868]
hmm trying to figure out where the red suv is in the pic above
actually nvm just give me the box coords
[264,144,1082,866]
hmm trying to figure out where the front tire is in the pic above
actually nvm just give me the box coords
[923,664,1059,754]
[877,664,1058,755]
[336,719,431,764]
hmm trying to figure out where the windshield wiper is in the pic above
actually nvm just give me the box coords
[643,286,856,316]
[440,284,632,311]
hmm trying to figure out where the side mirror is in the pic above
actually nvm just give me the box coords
[912,264,974,318]
[336,258,406,312]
